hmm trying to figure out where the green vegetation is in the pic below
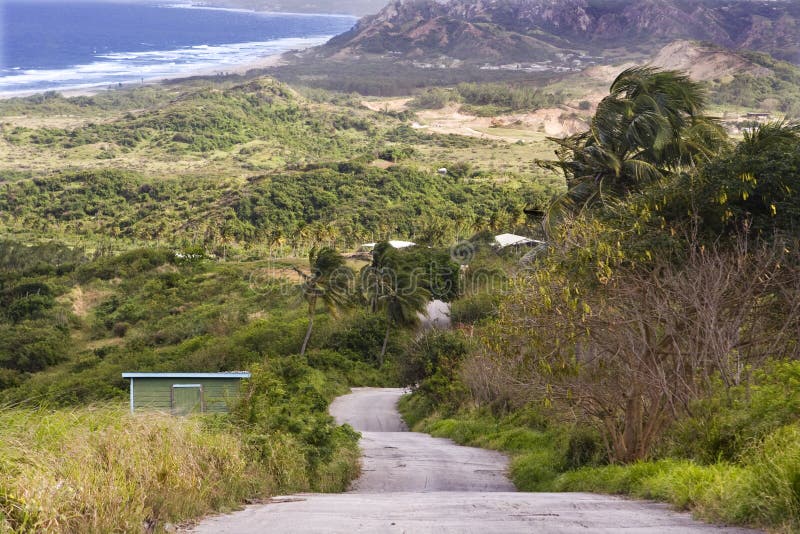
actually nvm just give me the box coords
[3,57,800,531]
[272,57,562,96]
[400,67,800,531]
[0,240,392,531]
[0,78,558,253]
[410,83,565,116]
[709,52,800,117]
[0,164,546,255]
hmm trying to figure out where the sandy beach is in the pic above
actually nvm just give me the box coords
[0,50,290,100]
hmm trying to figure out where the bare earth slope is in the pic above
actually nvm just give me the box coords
[188,388,757,533]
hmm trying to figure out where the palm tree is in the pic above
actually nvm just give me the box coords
[361,243,430,365]
[541,67,728,230]
[294,247,353,356]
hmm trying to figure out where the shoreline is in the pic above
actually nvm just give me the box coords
[0,51,290,100]
[0,3,357,101]
[173,2,359,19]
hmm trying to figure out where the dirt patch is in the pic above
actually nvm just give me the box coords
[369,159,394,169]
[62,286,112,318]
[361,98,412,112]
[85,337,125,350]
[583,62,636,83]
[415,104,588,140]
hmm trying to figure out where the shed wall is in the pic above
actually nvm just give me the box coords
[132,378,243,413]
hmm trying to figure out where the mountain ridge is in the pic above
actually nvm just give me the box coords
[319,0,800,64]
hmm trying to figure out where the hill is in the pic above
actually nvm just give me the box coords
[650,40,772,82]
[318,0,800,65]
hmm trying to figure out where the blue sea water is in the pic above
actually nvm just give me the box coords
[0,1,355,95]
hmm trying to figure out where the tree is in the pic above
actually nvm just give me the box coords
[541,67,727,231]
[294,247,353,356]
[694,121,800,237]
[361,243,430,365]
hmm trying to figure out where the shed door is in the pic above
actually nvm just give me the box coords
[172,384,203,415]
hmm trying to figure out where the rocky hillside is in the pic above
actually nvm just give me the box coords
[650,40,773,81]
[321,0,800,64]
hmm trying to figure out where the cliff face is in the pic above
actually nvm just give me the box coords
[322,0,800,63]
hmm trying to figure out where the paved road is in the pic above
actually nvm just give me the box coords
[189,388,756,533]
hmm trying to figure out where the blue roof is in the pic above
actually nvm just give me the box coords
[122,372,251,379]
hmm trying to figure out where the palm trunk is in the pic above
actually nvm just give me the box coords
[379,321,390,367]
[300,301,315,356]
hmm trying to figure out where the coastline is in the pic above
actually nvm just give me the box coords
[0,3,357,100]
[174,2,359,19]
[0,50,289,100]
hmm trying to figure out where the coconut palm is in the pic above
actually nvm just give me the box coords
[541,67,728,231]
[294,247,353,356]
[361,243,430,365]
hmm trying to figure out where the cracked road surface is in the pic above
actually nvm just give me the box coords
[188,387,757,533]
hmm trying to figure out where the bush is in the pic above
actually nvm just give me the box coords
[665,360,800,463]
[449,291,500,324]
[550,425,800,531]
[321,311,396,365]
[399,329,469,387]
[410,88,455,110]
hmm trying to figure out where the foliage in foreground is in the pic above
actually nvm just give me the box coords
[0,399,359,533]
[401,360,800,532]
[0,407,261,532]
[398,68,800,531]
[0,240,402,531]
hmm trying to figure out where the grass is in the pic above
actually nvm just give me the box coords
[552,432,800,533]
[0,400,363,533]
[0,406,268,532]
[400,398,800,532]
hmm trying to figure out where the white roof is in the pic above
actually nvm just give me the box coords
[122,372,251,379]
[388,240,416,249]
[361,240,416,250]
[494,233,541,248]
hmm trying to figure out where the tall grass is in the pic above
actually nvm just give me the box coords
[404,403,800,531]
[0,405,340,533]
[549,425,800,532]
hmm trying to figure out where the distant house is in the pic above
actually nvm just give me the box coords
[493,233,544,249]
[122,372,250,415]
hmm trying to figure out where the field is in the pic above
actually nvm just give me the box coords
[3,48,800,532]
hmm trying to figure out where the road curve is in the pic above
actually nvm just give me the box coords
[188,388,757,533]
[330,388,514,493]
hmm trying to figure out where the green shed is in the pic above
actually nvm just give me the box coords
[122,372,251,415]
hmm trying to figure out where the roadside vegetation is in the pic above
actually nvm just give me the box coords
[2,57,800,531]
[399,68,800,531]
[0,233,456,530]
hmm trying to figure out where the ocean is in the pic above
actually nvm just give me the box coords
[0,1,356,95]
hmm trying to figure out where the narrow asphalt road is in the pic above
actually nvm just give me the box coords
[188,388,756,533]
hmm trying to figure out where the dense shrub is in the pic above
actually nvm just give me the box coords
[399,329,469,387]
[665,360,800,463]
